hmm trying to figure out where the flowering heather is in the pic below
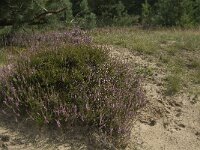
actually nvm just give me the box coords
[0,30,146,148]
[0,28,92,50]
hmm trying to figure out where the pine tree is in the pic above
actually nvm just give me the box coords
[142,0,153,26]
[155,0,182,26]
[0,0,73,27]
[193,0,200,24]
[73,0,96,29]
[180,0,195,27]
[45,0,73,25]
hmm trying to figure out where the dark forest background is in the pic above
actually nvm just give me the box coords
[0,0,200,29]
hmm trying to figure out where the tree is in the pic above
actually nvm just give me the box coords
[45,0,73,25]
[155,0,182,26]
[193,0,200,24]
[142,0,153,26]
[0,0,72,27]
[89,0,132,26]
[180,0,195,27]
[70,0,96,29]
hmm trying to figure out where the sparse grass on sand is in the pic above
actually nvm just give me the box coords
[0,50,7,66]
[91,27,200,95]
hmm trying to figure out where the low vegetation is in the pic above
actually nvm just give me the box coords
[0,26,199,149]
[0,0,200,149]
[91,27,200,95]
[0,32,146,148]
[0,49,7,66]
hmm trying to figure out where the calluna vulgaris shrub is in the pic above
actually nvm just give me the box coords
[0,28,92,49]
[0,45,146,147]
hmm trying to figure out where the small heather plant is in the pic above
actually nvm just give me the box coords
[165,75,181,95]
[0,28,92,50]
[0,33,146,148]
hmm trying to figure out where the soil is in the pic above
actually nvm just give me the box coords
[0,45,200,150]
[0,113,90,150]
[107,45,200,150]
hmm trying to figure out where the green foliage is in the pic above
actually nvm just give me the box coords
[152,0,200,27]
[1,44,145,147]
[83,12,96,29]
[193,0,200,24]
[112,1,137,26]
[0,0,74,29]
[165,75,181,95]
[74,0,96,29]
[96,1,135,26]
[1,0,200,28]
[155,0,182,26]
[179,0,195,27]
[142,0,153,26]
[44,0,73,26]
[0,50,7,66]
[0,0,34,26]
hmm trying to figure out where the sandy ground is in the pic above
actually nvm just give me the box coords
[107,45,200,150]
[0,113,89,150]
[0,45,200,150]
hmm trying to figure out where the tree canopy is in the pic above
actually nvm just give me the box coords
[0,0,200,28]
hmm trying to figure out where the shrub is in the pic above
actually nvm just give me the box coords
[0,45,146,147]
[165,75,181,95]
[142,0,154,27]
[0,29,92,49]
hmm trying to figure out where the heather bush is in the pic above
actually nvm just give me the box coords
[0,45,145,148]
[0,28,92,49]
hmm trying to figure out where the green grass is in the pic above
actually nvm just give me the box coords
[0,49,7,66]
[165,75,182,95]
[91,27,200,95]
[0,47,26,67]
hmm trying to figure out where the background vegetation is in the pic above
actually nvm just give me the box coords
[0,0,200,149]
[1,0,200,29]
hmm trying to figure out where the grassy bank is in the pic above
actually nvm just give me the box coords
[91,27,200,95]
